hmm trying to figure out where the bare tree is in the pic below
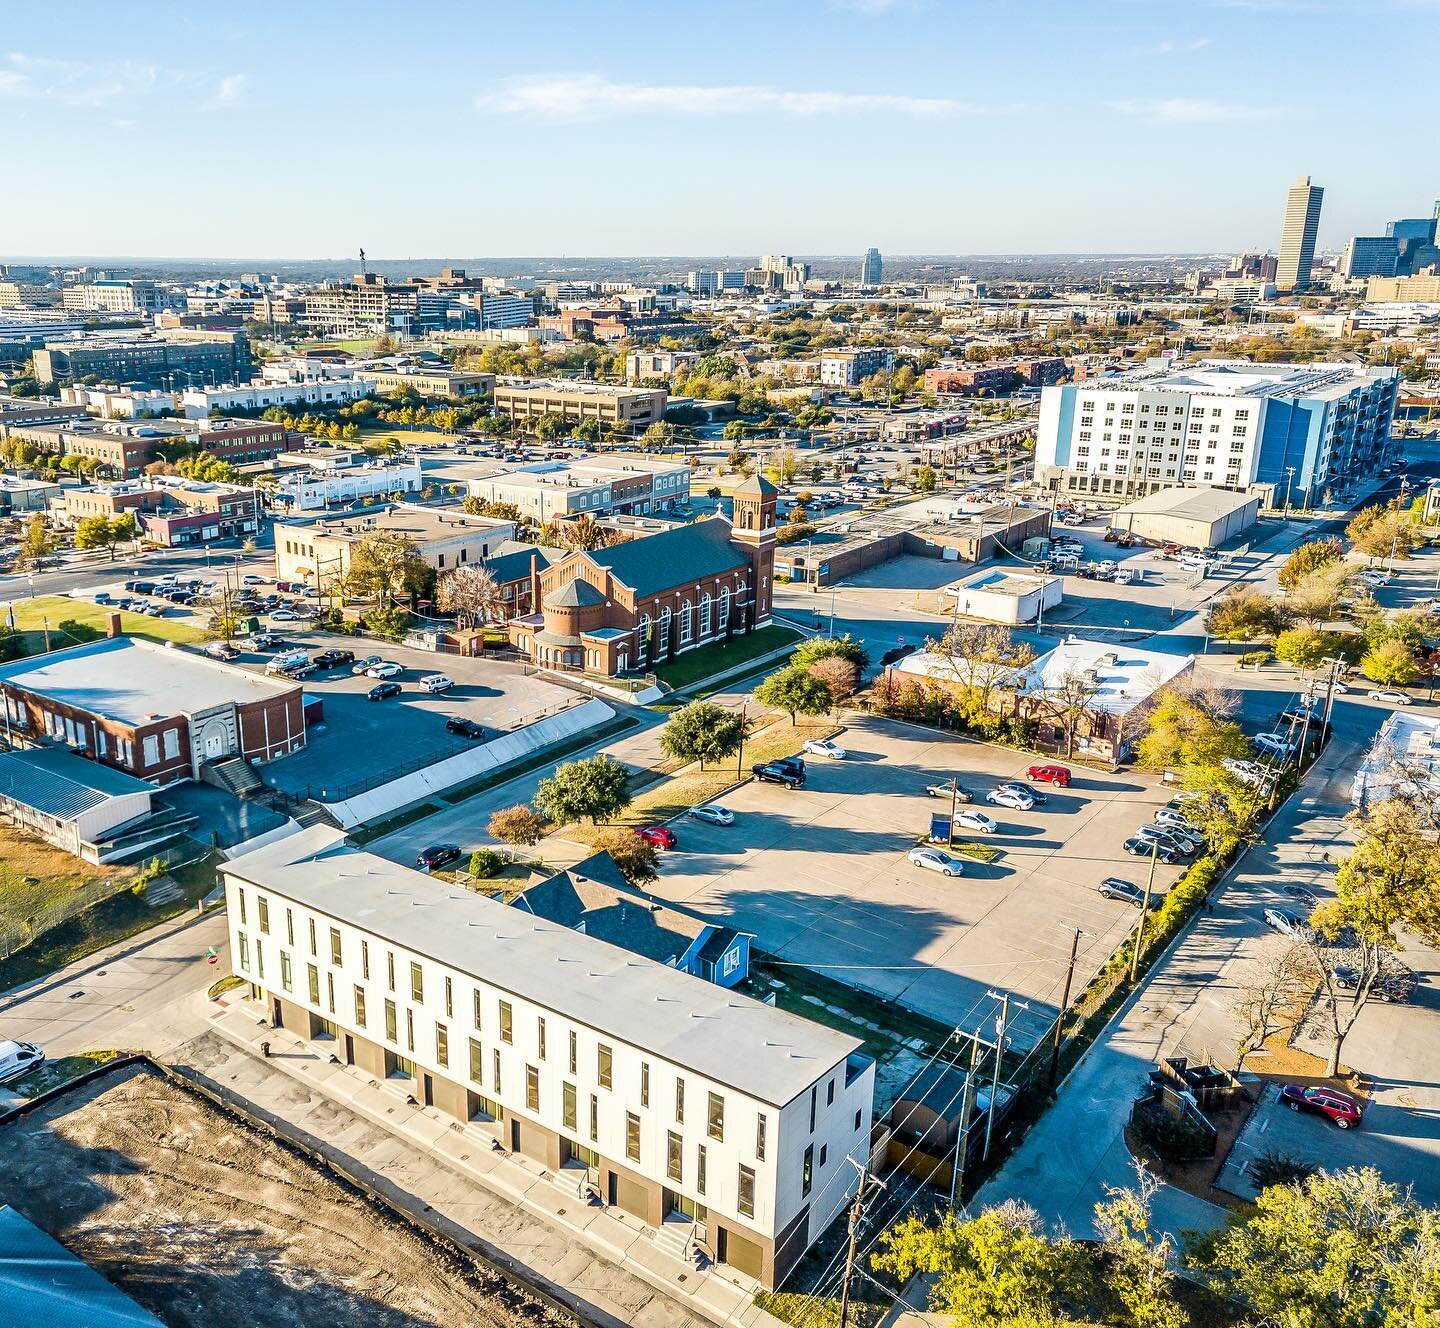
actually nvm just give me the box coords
[927,622,1034,718]
[1033,666,1104,758]
[1232,937,1317,1059]
[436,564,506,628]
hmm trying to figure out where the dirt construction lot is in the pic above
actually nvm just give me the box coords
[650,712,1184,1050]
[0,1063,569,1328]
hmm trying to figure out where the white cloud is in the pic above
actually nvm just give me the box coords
[476,74,990,119]
[1,52,247,110]
[1107,97,1286,122]
[828,0,906,11]
[208,73,247,107]
[1143,37,1214,54]
[0,69,30,97]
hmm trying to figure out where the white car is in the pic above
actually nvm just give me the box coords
[802,739,846,760]
[1360,569,1391,586]
[1222,756,1269,785]
[1179,555,1215,572]
[1253,732,1296,758]
[366,661,403,679]
[953,810,998,835]
[688,804,734,827]
[908,846,967,877]
[0,1039,44,1084]
[1263,907,1307,938]
[986,786,1034,811]
[242,574,267,585]
[1155,807,1200,834]
[1368,689,1413,706]
[418,674,454,693]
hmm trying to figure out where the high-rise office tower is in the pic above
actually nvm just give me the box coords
[860,247,883,286]
[1277,175,1324,289]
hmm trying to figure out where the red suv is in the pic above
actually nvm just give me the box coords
[1280,1084,1363,1129]
[635,826,677,849]
[1027,764,1072,787]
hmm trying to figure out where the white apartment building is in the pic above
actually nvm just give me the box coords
[61,385,176,418]
[1034,360,1399,506]
[180,378,374,419]
[271,451,422,511]
[466,458,692,522]
[223,828,874,1286]
[819,347,895,387]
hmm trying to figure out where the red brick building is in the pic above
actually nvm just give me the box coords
[509,474,777,676]
[0,636,305,785]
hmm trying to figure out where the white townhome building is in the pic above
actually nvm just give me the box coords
[222,828,874,1286]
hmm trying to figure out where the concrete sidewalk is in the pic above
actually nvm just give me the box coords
[201,996,785,1328]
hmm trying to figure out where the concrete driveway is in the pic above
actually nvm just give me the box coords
[645,712,1183,1050]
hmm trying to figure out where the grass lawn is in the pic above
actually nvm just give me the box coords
[2,595,209,649]
[652,624,801,691]
[0,827,136,955]
[562,716,837,847]
[8,1049,127,1098]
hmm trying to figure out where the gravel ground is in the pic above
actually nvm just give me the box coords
[0,1063,572,1328]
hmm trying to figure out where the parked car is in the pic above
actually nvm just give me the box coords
[1098,878,1148,907]
[265,651,310,676]
[753,761,805,788]
[242,574,267,585]
[802,738,846,760]
[997,780,1046,805]
[1281,883,1319,907]
[1263,907,1307,938]
[953,810,997,834]
[772,755,806,777]
[636,825,677,849]
[1331,963,1414,1002]
[419,674,455,693]
[1124,837,1185,864]
[1253,732,1297,758]
[908,846,967,877]
[1280,1084,1363,1129]
[1367,689,1413,706]
[986,786,1034,811]
[366,661,403,679]
[291,662,321,680]
[924,782,974,802]
[416,844,462,871]
[445,717,487,739]
[1135,823,1201,854]
[1027,763,1071,787]
[367,681,402,701]
[203,642,239,661]
[1154,807,1200,833]
[313,649,354,669]
[1222,757,1269,785]
[351,655,383,675]
[0,1039,45,1084]
[250,632,286,651]
[688,804,734,827]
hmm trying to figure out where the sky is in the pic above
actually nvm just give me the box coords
[1,0,1434,261]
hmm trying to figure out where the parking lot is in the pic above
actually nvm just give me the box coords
[646,712,1185,1050]
[219,632,581,801]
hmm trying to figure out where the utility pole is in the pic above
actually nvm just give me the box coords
[1319,655,1344,742]
[1129,841,1160,986]
[948,776,958,849]
[735,698,747,780]
[1049,928,1083,1086]
[950,1029,981,1207]
[837,1161,882,1328]
[982,991,1025,1160]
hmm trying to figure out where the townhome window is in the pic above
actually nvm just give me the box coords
[361,939,369,980]
[384,999,397,1043]
[590,1094,598,1142]
[667,1131,683,1183]
[598,1044,613,1089]
[641,1061,650,1107]
[697,1145,707,1195]
[329,928,342,965]
[410,962,423,1003]
[568,1030,577,1074]
[280,952,292,993]
[809,1087,817,1132]
[257,897,269,934]
[493,1049,502,1094]
[286,909,294,946]
[563,1082,577,1131]
[237,933,250,972]
[802,1144,814,1198]
[436,1023,449,1069]
[355,986,367,1028]
[469,1038,483,1085]
[707,1092,724,1141]
[326,972,334,1013]
[236,890,247,926]
[307,963,319,1005]
[474,990,483,1030]
[538,1016,547,1061]
[756,1114,767,1162]
[675,1079,685,1123]
[444,976,453,1019]
[526,1065,540,1112]
[405,1008,414,1052]
[1232,425,1247,436]
[827,1079,835,1106]
[308,918,316,955]
[626,1112,641,1163]
[386,951,395,991]
[738,1166,755,1218]
[499,1001,513,1044]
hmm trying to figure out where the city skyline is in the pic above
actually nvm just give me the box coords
[0,0,1431,259]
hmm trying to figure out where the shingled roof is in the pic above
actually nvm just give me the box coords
[588,517,746,598]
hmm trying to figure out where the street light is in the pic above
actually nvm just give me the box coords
[1283,467,1297,513]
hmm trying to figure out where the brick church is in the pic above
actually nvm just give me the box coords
[508,473,777,677]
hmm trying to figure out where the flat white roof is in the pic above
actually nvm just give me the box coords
[1019,637,1194,716]
[223,827,861,1107]
[0,637,296,725]
[1112,487,1260,521]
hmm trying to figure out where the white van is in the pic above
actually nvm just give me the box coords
[0,1039,44,1084]
[265,651,309,675]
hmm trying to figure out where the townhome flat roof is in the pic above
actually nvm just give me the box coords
[222,827,860,1107]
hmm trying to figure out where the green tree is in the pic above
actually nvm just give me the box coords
[1362,638,1419,687]
[642,421,676,450]
[1286,564,1356,626]
[468,848,504,879]
[487,804,547,848]
[659,701,744,770]
[1094,1168,1187,1328]
[73,514,132,560]
[1275,626,1341,672]
[1205,587,1284,641]
[533,754,631,826]
[1186,1167,1439,1328]
[754,663,833,725]
[18,513,52,567]
[914,463,938,492]
[1277,537,1344,590]
[592,827,659,886]
[792,633,871,672]
[722,419,749,442]
[343,530,429,611]
[1347,504,1419,561]
[1135,687,1252,774]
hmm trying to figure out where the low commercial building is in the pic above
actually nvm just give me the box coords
[224,825,874,1286]
[493,380,668,432]
[1351,710,1440,808]
[273,503,515,587]
[270,450,422,511]
[32,331,252,388]
[942,568,1062,626]
[0,394,87,428]
[819,348,894,387]
[0,636,306,785]
[355,368,495,399]
[58,476,261,547]
[1109,487,1262,548]
[0,476,62,513]
[465,457,691,522]
[179,378,373,419]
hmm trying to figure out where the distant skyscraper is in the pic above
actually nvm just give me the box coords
[860,247,883,286]
[1277,175,1324,290]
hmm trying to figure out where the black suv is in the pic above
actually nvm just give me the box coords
[752,761,805,788]
[313,648,355,669]
[446,717,488,740]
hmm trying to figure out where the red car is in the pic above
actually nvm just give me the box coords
[635,826,677,849]
[1027,764,1072,787]
[1280,1084,1363,1129]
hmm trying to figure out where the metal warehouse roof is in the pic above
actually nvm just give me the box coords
[0,746,151,820]
[1112,487,1260,521]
